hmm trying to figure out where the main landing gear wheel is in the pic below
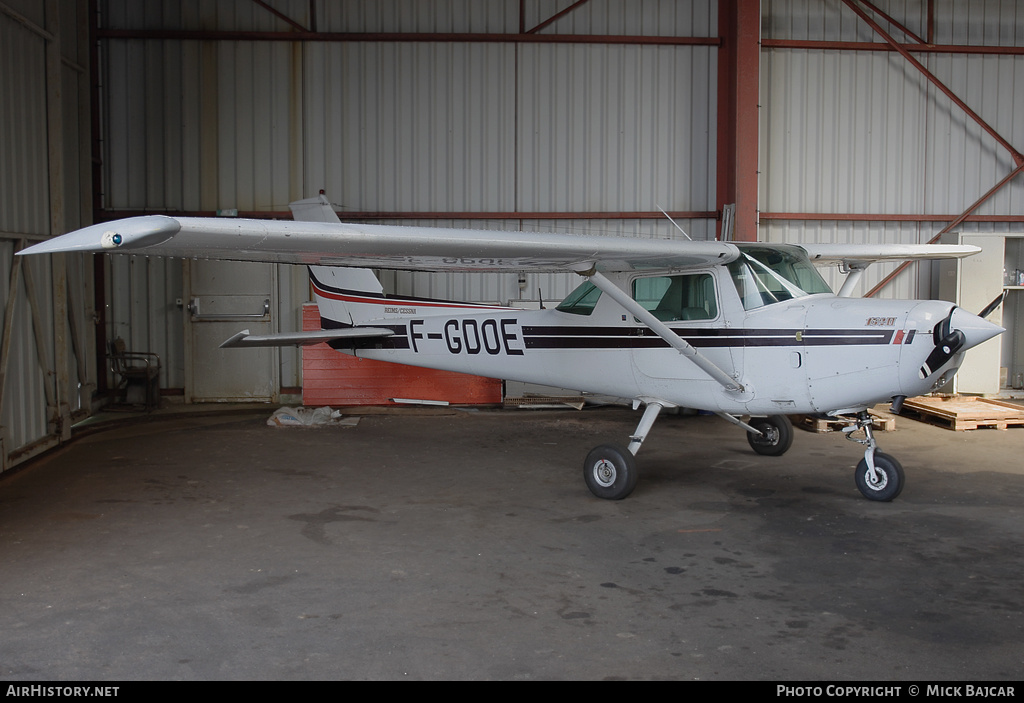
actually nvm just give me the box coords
[746,415,794,456]
[855,452,904,502]
[583,444,638,500]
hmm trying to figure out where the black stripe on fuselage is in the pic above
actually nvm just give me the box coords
[521,326,895,349]
[318,317,898,352]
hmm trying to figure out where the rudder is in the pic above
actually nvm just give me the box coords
[290,193,387,327]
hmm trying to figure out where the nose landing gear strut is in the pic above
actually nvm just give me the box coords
[842,410,905,501]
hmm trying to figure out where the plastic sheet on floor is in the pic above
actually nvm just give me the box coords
[267,406,359,428]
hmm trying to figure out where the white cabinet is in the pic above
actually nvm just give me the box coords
[1003,237,1024,389]
[939,233,1017,395]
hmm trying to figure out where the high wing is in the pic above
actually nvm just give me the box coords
[18,215,983,274]
[799,242,981,297]
[17,215,740,273]
[800,242,980,265]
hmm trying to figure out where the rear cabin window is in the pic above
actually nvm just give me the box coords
[632,274,717,322]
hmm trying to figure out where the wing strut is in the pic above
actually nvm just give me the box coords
[579,268,745,393]
[836,262,869,297]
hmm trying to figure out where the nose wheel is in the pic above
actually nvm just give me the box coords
[843,411,905,501]
[854,451,904,501]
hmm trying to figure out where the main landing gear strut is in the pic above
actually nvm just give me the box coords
[582,403,904,501]
[582,401,796,501]
[583,401,666,500]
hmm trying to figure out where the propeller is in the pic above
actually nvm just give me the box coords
[978,290,1007,320]
[918,307,966,380]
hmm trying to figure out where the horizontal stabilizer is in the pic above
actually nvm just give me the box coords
[220,328,394,349]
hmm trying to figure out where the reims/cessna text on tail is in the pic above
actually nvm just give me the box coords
[20,194,1003,502]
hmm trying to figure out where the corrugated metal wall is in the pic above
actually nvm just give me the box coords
[3,1,1020,467]
[761,0,1024,297]
[98,0,719,391]
[1,0,95,472]
[89,0,1024,398]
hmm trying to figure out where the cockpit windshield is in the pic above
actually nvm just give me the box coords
[728,244,832,310]
[556,280,602,315]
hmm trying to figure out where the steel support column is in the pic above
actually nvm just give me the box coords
[717,0,761,242]
[46,0,72,439]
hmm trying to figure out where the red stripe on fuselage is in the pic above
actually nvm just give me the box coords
[311,280,513,311]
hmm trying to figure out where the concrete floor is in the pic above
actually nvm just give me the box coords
[1,403,1022,681]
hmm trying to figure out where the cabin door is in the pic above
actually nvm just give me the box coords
[629,273,740,383]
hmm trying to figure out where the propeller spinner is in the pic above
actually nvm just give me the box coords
[918,306,1004,380]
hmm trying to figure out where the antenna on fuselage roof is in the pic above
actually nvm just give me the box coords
[657,205,692,241]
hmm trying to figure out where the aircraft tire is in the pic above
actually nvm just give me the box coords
[746,415,794,456]
[855,452,904,502]
[583,444,638,500]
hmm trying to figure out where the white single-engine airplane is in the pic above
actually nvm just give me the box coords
[20,195,1004,502]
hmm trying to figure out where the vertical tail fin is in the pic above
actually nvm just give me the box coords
[290,193,385,327]
[288,192,343,224]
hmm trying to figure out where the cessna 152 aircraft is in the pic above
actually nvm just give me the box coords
[20,195,1004,502]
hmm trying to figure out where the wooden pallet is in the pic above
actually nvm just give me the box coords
[792,410,895,434]
[900,396,1024,431]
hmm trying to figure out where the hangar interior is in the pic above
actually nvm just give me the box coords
[2,0,1024,473]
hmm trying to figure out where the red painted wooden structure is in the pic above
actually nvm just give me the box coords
[300,304,502,406]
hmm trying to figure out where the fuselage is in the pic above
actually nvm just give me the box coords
[310,245,1001,416]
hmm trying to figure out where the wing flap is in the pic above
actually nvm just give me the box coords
[220,328,395,349]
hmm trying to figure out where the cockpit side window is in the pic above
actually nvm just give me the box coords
[632,273,718,322]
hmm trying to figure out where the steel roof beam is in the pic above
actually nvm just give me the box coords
[857,0,927,45]
[95,28,720,47]
[762,39,1024,57]
[95,210,719,223]
[841,0,1024,168]
[250,0,309,33]
[525,0,592,35]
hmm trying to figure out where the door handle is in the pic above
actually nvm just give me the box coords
[189,298,270,320]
